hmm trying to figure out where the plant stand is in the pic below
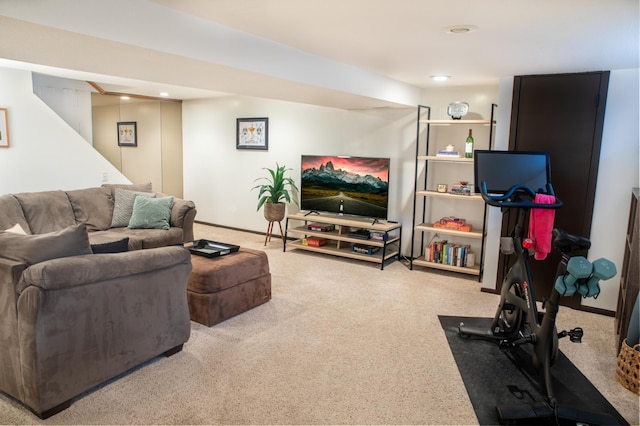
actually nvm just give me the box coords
[265,220,285,245]
[263,202,286,245]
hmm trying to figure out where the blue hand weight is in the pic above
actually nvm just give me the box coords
[555,256,592,296]
[580,258,617,298]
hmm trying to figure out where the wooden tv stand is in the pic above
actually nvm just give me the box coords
[284,212,402,270]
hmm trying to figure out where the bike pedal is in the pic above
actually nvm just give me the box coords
[569,327,584,343]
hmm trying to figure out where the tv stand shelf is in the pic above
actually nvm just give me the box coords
[284,212,402,270]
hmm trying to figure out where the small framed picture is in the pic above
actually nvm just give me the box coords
[237,117,268,150]
[0,108,9,148]
[117,122,137,147]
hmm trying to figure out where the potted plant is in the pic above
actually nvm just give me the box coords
[252,163,299,222]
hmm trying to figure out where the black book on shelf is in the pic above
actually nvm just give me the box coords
[348,228,371,239]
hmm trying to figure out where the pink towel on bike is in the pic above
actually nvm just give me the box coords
[528,193,556,260]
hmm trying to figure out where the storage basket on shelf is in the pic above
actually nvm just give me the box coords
[615,338,640,394]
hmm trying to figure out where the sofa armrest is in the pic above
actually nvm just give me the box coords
[0,257,27,308]
[170,198,196,228]
[14,245,192,415]
[170,199,197,242]
[180,207,197,242]
[18,246,191,293]
[152,193,197,241]
[0,258,28,401]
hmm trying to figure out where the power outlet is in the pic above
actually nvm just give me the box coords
[101,171,108,182]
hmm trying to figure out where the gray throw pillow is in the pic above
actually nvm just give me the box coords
[14,190,76,234]
[67,187,114,231]
[128,196,174,230]
[110,188,156,228]
[0,224,92,265]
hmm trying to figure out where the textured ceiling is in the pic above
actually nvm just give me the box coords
[0,0,638,108]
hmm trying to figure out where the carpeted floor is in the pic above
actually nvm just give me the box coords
[0,223,637,425]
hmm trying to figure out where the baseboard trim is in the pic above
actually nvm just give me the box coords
[480,287,614,316]
[194,220,296,240]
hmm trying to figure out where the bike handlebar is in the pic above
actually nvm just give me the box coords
[480,181,563,209]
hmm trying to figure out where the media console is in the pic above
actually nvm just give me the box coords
[284,212,402,270]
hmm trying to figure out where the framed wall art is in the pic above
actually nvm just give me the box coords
[0,108,9,148]
[236,117,268,150]
[117,121,137,147]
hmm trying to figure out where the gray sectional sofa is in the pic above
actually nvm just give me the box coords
[0,183,197,419]
[0,182,197,250]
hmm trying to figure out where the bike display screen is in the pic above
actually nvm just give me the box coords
[474,150,551,194]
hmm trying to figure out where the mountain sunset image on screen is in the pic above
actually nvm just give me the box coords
[300,155,390,219]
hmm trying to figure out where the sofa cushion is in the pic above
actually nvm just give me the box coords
[128,196,174,230]
[66,187,114,232]
[111,188,156,228]
[0,224,92,265]
[102,182,153,199]
[88,230,144,251]
[14,190,76,234]
[135,228,184,249]
[91,238,129,254]
[0,194,32,233]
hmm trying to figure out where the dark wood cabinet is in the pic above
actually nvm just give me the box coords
[615,188,639,352]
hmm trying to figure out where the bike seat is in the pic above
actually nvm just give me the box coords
[552,228,591,252]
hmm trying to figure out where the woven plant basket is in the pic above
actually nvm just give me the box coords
[616,338,640,394]
[264,202,285,222]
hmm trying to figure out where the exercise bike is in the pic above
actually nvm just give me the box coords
[458,150,618,425]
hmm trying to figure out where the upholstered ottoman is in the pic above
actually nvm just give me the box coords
[186,248,271,326]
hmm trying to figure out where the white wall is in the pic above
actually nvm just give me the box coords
[584,69,639,311]
[482,77,514,291]
[182,86,497,258]
[483,70,640,313]
[0,67,128,194]
[182,96,417,249]
[32,73,94,144]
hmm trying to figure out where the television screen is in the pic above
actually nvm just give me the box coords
[474,150,550,194]
[301,155,390,219]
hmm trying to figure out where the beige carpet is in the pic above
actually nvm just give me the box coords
[0,223,638,425]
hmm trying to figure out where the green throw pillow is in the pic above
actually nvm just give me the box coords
[127,196,174,230]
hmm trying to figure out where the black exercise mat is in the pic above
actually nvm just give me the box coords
[439,316,628,425]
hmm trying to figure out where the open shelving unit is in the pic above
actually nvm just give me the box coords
[284,212,402,270]
[410,104,497,278]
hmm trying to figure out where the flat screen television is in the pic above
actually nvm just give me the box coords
[474,150,551,194]
[300,155,390,219]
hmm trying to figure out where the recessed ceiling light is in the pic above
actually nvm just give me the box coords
[160,92,169,97]
[443,25,478,34]
[431,75,450,82]
[120,96,130,100]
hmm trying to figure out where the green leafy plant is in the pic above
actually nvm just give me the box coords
[252,163,299,211]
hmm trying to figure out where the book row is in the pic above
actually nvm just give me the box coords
[425,240,475,267]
